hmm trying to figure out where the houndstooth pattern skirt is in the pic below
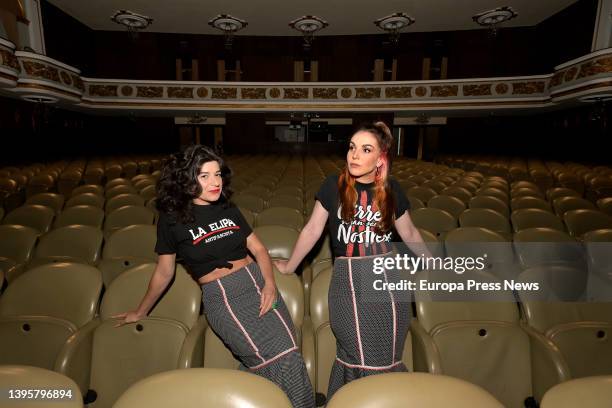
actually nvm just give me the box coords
[201,263,315,408]
[327,254,411,401]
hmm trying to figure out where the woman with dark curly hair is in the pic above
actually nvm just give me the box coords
[113,145,315,408]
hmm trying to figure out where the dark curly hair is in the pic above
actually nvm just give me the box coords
[156,145,232,223]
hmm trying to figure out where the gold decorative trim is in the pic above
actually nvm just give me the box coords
[355,87,381,99]
[512,81,546,95]
[137,86,163,98]
[283,88,309,99]
[431,85,458,97]
[269,88,281,98]
[313,87,338,99]
[22,60,60,83]
[340,88,353,98]
[0,49,20,72]
[211,87,237,99]
[577,56,612,79]
[551,81,612,99]
[385,87,411,98]
[241,88,266,99]
[463,84,491,96]
[167,86,194,98]
[89,84,118,97]
[196,87,209,98]
[415,86,427,97]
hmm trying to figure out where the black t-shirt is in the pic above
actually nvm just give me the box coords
[315,174,411,257]
[155,204,253,281]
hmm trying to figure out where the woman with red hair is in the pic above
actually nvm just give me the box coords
[276,121,431,401]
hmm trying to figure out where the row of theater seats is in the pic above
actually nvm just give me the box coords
[1,253,611,408]
[3,365,610,408]
[1,154,612,407]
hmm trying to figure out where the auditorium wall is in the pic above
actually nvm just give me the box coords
[41,0,598,81]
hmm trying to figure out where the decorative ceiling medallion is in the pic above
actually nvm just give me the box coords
[289,15,328,34]
[374,12,415,39]
[473,6,517,36]
[208,14,247,50]
[111,10,153,32]
[289,15,328,50]
[208,14,248,33]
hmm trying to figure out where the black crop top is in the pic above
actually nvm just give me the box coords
[315,174,411,258]
[154,204,253,281]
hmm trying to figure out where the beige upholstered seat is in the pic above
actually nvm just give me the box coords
[564,209,612,238]
[410,208,457,239]
[511,196,552,212]
[2,204,55,234]
[103,205,155,238]
[232,193,266,213]
[441,186,473,204]
[54,205,105,229]
[597,197,612,216]
[113,368,292,408]
[28,225,104,269]
[459,208,512,239]
[0,263,102,370]
[513,228,582,269]
[65,192,105,209]
[0,365,83,408]
[541,376,612,408]
[511,208,565,232]
[519,292,612,378]
[268,194,304,211]
[326,372,503,408]
[56,263,199,408]
[553,196,596,217]
[407,186,438,203]
[412,268,569,406]
[0,225,38,283]
[469,195,509,217]
[253,225,299,259]
[427,195,466,218]
[26,192,65,214]
[98,225,158,287]
[310,266,412,399]
[255,206,304,230]
[237,206,255,227]
[71,184,104,198]
[105,184,136,199]
[105,193,145,214]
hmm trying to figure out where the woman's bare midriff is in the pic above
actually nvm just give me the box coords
[197,256,253,285]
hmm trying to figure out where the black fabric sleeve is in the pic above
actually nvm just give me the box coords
[314,175,337,212]
[155,212,177,254]
[390,178,411,218]
[233,207,253,236]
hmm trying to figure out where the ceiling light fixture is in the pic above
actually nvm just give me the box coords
[208,14,248,50]
[472,6,518,37]
[374,12,415,45]
[289,15,328,51]
[111,10,153,39]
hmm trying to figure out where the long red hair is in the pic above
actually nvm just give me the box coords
[338,121,395,232]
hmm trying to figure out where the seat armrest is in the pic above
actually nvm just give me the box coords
[520,321,571,402]
[54,318,101,395]
[410,318,442,374]
[177,315,209,369]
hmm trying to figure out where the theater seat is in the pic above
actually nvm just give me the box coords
[103,205,155,238]
[0,225,38,283]
[26,192,65,214]
[54,205,105,229]
[113,368,292,408]
[2,204,55,234]
[540,376,612,408]
[459,208,512,240]
[428,195,466,218]
[519,285,612,378]
[411,268,569,406]
[27,225,104,270]
[66,193,105,209]
[410,208,457,239]
[97,225,158,287]
[309,266,413,400]
[255,206,303,231]
[56,263,200,406]
[232,193,265,214]
[0,263,102,371]
[253,225,299,260]
[564,209,612,238]
[326,372,503,408]
[0,365,83,408]
[511,208,565,232]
